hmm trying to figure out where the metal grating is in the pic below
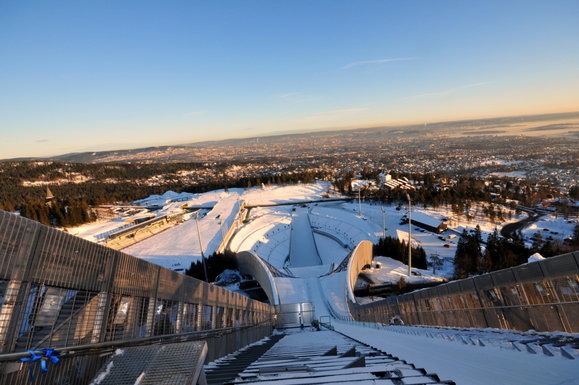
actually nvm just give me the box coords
[89,341,207,385]
[227,328,455,385]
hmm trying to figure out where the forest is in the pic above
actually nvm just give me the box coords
[373,236,428,270]
[0,160,326,226]
[453,225,579,278]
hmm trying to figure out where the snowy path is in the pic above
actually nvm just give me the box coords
[332,321,579,385]
[288,208,322,267]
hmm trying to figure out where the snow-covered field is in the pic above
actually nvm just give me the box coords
[355,257,446,297]
[69,183,575,276]
[522,215,577,242]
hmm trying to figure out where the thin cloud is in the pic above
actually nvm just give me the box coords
[297,107,369,124]
[276,92,322,103]
[402,82,489,100]
[183,111,205,117]
[341,57,415,70]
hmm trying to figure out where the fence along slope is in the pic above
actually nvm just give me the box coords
[347,243,579,333]
[0,210,274,354]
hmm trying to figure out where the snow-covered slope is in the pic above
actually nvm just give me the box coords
[68,183,576,279]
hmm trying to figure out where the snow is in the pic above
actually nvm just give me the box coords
[319,272,351,319]
[288,208,322,267]
[480,159,522,166]
[60,183,579,384]
[229,207,292,266]
[332,321,579,385]
[69,219,137,242]
[522,215,577,242]
[124,191,242,269]
[242,182,332,206]
[358,256,445,287]
[215,269,242,286]
[407,211,446,229]
[313,233,349,265]
[133,372,145,385]
[528,252,545,263]
[350,179,378,191]
[489,171,527,179]
[89,361,114,385]
[69,183,575,280]
[134,190,194,206]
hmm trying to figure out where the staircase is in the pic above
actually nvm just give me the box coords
[204,333,285,385]
[205,327,455,385]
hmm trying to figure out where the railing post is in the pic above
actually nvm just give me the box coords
[534,259,571,332]
[175,302,184,333]
[92,249,120,343]
[145,266,161,337]
[0,223,45,353]
[0,281,24,351]
[471,277,491,329]
[91,292,109,343]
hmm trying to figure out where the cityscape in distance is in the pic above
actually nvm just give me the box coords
[0,2,578,385]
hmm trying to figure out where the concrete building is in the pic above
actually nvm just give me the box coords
[403,211,448,233]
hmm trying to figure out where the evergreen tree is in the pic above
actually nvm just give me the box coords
[185,251,238,282]
[509,231,528,266]
[373,237,428,269]
[572,224,579,247]
[483,228,500,273]
[454,230,473,278]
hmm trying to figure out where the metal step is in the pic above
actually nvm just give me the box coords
[88,340,207,385]
[228,329,456,385]
[204,334,285,385]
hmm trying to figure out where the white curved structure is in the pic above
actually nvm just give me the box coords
[236,250,281,305]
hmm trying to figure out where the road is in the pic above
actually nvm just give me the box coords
[500,212,543,238]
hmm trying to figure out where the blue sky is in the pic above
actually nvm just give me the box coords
[1,0,578,158]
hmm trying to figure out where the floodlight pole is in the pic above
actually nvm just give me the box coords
[405,191,412,277]
[381,206,386,239]
[358,189,362,217]
[195,211,208,282]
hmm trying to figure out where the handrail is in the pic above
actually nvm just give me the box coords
[0,321,273,362]
[0,210,275,356]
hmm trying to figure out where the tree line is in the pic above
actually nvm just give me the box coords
[185,251,238,282]
[453,225,579,278]
[373,236,428,270]
[0,159,328,228]
[335,169,572,214]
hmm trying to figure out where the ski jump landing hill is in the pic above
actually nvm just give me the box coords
[238,233,578,333]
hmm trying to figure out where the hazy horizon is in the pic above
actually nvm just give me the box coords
[1,109,577,160]
[1,1,578,158]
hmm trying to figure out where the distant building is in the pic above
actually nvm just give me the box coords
[350,179,378,192]
[379,172,392,186]
[383,178,415,191]
[403,212,447,233]
[45,187,55,206]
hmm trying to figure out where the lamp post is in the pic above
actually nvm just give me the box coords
[195,211,208,282]
[405,191,412,277]
[385,177,415,277]
[381,205,386,239]
[358,188,363,217]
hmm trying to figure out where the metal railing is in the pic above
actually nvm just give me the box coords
[349,250,579,333]
[0,322,273,384]
[0,210,275,382]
